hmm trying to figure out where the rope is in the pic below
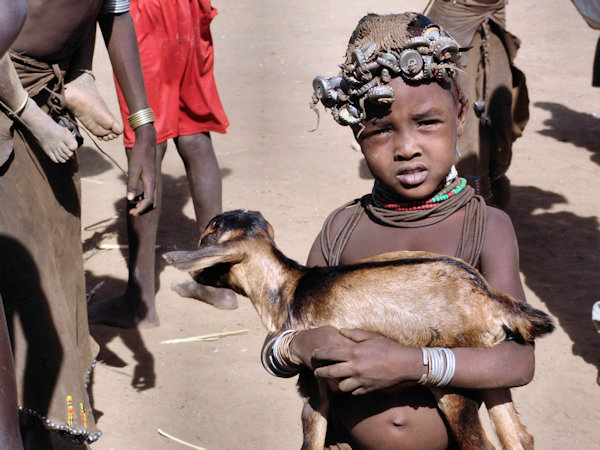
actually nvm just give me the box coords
[320,182,487,267]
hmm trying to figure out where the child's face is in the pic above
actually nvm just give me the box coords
[355,76,466,201]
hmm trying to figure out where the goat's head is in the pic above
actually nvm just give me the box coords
[162,210,275,289]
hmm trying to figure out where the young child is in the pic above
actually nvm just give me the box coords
[262,12,535,449]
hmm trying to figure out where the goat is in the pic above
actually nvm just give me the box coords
[163,209,554,450]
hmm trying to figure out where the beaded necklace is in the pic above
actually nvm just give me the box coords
[371,177,468,211]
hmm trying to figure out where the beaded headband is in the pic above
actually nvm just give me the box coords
[311,12,463,127]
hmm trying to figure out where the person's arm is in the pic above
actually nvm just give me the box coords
[0,0,26,55]
[308,208,535,394]
[97,11,156,216]
[0,0,28,110]
[64,25,95,83]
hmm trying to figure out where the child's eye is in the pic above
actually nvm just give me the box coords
[419,119,442,127]
[363,127,391,139]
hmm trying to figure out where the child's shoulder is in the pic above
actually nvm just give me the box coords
[321,197,365,233]
[481,205,519,259]
[484,205,516,236]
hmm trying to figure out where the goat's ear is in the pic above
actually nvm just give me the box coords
[265,221,275,239]
[162,249,243,272]
[248,210,275,239]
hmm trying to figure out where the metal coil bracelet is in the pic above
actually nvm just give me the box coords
[127,108,155,131]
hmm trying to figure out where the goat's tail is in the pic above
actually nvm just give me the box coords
[502,298,555,344]
[483,389,534,450]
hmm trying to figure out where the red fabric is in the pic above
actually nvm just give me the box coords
[115,0,229,147]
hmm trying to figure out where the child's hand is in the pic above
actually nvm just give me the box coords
[290,326,354,370]
[312,329,423,395]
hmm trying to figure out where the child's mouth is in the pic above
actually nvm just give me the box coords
[396,168,428,186]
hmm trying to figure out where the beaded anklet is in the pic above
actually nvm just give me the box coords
[372,177,467,211]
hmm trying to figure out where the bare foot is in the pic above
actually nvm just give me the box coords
[88,295,160,329]
[19,98,78,163]
[171,281,238,310]
[64,72,123,141]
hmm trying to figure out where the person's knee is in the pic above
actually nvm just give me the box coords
[175,132,213,158]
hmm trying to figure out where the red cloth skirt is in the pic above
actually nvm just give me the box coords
[116,0,229,147]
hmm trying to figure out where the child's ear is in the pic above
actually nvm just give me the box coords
[456,99,467,137]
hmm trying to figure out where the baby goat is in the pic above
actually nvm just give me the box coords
[163,210,554,450]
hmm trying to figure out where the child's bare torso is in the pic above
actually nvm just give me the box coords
[11,0,103,62]
[323,207,474,449]
[337,209,469,266]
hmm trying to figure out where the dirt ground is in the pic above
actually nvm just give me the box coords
[80,1,600,449]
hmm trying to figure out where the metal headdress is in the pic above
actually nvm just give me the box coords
[311,12,463,126]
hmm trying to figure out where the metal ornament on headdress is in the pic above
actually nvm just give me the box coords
[311,13,462,127]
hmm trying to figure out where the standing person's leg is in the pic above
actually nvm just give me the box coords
[170,132,237,310]
[89,142,167,328]
[176,133,221,229]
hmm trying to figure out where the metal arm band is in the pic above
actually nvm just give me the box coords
[100,0,130,14]
[127,108,155,131]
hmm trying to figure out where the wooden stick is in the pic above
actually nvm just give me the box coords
[157,428,206,450]
[162,329,249,344]
[97,243,160,250]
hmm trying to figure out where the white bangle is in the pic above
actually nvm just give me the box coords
[261,330,301,378]
[272,329,297,369]
[418,347,456,387]
[417,347,428,385]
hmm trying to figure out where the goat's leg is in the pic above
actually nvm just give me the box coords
[431,388,495,450]
[482,388,533,450]
[300,379,330,450]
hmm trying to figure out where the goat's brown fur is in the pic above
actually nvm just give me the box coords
[163,210,554,450]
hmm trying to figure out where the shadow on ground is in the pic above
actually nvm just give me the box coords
[84,167,233,421]
[508,184,600,378]
[535,101,600,165]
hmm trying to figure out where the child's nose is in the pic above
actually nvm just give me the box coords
[393,134,421,160]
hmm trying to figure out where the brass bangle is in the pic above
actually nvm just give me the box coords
[127,108,155,130]
[14,93,29,117]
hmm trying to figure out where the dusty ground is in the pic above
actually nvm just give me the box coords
[80,1,600,449]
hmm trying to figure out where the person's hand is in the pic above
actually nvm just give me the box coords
[289,326,353,370]
[127,123,157,215]
[312,328,422,395]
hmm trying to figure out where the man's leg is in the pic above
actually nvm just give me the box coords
[88,142,167,328]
